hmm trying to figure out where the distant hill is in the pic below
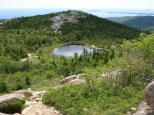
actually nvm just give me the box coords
[1,10,141,44]
[0,19,7,24]
[0,19,6,21]
[108,16,154,31]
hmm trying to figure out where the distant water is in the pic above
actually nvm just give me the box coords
[0,8,64,19]
[0,8,154,19]
[86,9,154,18]
[53,44,93,57]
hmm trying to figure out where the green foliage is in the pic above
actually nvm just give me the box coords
[0,98,25,114]
[25,75,31,88]
[0,10,153,115]
[0,10,142,61]
[0,29,54,60]
[60,12,141,42]
[0,57,32,74]
[46,71,55,79]
[116,34,154,86]
[43,81,143,115]
[0,80,8,93]
[0,11,140,49]
[2,14,56,29]
[42,32,154,115]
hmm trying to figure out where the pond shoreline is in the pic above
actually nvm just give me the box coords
[52,44,94,57]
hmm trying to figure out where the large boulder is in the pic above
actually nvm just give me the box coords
[60,74,79,85]
[0,94,17,104]
[14,88,33,98]
[145,81,154,109]
[132,101,150,115]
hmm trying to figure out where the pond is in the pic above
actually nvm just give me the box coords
[53,44,94,57]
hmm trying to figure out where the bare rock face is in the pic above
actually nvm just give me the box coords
[145,81,154,110]
[51,10,86,32]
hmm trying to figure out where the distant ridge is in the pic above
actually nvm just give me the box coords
[108,16,154,31]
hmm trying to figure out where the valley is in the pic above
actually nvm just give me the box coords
[0,10,154,115]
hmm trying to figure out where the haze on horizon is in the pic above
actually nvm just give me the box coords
[0,0,154,10]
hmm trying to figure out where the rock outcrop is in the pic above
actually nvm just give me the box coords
[60,74,85,85]
[145,81,154,109]
[51,10,86,32]
[126,81,154,115]
[22,102,61,115]
[144,81,154,114]
[0,89,61,115]
[131,101,150,115]
[0,94,18,104]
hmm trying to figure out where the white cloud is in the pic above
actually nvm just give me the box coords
[0,0,154,9]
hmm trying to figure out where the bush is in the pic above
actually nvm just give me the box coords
[0,98,25,114]
[46,71,55,79]
[117,35,154,87]
[0,80,8,93]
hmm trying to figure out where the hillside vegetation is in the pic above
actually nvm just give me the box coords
[0,10,142,60]
[43,33,154,115]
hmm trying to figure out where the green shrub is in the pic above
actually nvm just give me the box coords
[117,35,154,87]
[46,71,55,79]
[0,98,25,114]
[0,80,8,93]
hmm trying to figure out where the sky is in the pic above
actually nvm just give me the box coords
[0,0,154,10]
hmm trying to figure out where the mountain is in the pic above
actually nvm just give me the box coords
[0,10,143,60]
[1,10,141,44]
[108,16,154,31]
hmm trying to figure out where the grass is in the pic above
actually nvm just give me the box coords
[43,80,144,115]
[31,77,62,91]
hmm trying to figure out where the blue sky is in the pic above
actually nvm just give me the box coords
[0,0,154,9]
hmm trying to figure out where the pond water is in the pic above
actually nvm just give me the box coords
[53,44,94,57]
